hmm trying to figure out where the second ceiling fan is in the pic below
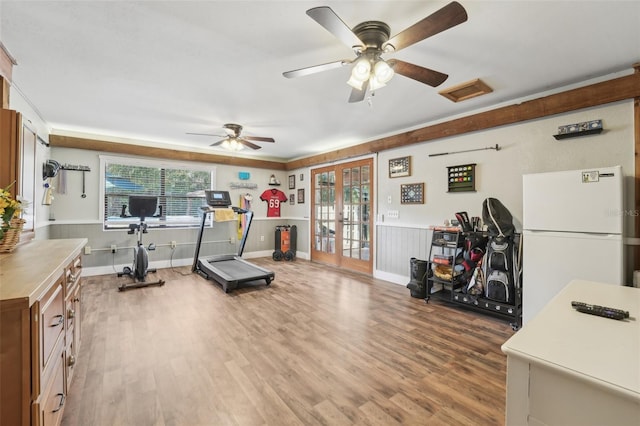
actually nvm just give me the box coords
[187,123,275,151]
[283,1,468,102]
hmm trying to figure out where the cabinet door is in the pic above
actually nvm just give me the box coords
[36,351,66,426]
[38,276,65,396]
[0,108,20,193]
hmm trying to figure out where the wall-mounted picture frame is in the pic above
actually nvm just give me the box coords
[400,183,425,204]
[299,173,304,181]
[389,156,411,178]
[289,193,295,205]
[289,174,296,189]
[297,188,305,204]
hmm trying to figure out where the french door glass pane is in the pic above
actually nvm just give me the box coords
[314,170,336,254]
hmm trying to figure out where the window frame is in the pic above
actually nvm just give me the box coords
[99,155,216,231]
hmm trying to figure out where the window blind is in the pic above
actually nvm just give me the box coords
[101,156,215,230]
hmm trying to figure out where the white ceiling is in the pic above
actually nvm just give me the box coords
[2,1,639,162]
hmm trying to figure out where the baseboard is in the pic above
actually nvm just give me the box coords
[82,250,310,277]
[374,270,408,286]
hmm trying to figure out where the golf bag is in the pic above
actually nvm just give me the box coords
[483,234,524,304]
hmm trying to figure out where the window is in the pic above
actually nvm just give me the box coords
[100,156,215,230]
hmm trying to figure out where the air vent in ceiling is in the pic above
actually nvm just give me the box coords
[439,78,493,102]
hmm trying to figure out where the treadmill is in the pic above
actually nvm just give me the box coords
[192,190,274,293]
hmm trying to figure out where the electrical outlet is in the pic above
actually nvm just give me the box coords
[84,246,92,255]
[111,244,117,253]
[170,240,177,249]
[260,235,265,242]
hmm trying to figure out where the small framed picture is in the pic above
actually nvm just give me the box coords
[289,193,295,205]
[400,183,425,204]
[289,174,296,189]
[299,174,304,181]
[297,188,305,204]
[389,156,411,178]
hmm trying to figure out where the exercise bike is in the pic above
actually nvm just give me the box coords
[117,195,166,291]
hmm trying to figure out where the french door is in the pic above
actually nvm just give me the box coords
[311,158,373,274]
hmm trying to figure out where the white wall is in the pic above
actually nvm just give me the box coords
[375,100,635,285]
[45,147,309,222]
[377,101,634,230]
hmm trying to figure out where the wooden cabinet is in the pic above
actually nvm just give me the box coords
[0,108,21,195]
[0,239,87,426]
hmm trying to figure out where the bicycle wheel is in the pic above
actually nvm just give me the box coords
[135,247,148,280]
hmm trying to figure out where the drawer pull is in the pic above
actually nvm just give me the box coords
[52,393,65,413]
[51,315,64,327]
[68,355,76,366]
[68,308,76,319]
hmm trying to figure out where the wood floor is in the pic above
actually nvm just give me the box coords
[61,259,515,426]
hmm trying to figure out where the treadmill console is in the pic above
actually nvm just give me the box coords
[205,190,232,207]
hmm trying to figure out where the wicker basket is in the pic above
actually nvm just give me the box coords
[0,218,26,253]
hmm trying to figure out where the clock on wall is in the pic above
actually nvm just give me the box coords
[400,183,425,204]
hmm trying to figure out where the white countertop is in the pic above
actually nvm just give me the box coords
[502,279,640,400]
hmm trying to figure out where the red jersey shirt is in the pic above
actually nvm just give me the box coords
[260,189,288,217]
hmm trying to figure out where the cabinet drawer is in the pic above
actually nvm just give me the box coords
[40,277,65,377]
[35,351,66,426]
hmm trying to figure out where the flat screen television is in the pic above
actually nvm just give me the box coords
[128,196,158,220]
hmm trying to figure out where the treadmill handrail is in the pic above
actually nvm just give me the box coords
[191,206,254,272]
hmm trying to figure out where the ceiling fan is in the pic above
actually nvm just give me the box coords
[186,123,275,151]
[283,2,468,103]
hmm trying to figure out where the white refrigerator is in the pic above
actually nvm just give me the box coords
[522,165,624,325]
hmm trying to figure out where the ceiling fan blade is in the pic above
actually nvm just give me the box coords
[283,60,350,78]
[348,80,368,103]
[244,136,275,143]
[383,1,468,52]
[306,6,364,50]
[239,138,262,150]
[187,132,222,137]
[388,59,448,87]
[209,139,226,147]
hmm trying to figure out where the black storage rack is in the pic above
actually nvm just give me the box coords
[425,227,522,330]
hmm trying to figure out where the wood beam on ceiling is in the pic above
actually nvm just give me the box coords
[48,135,287,171]
[286,70,640,170]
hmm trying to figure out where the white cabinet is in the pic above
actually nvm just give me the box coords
[502,280,640,425]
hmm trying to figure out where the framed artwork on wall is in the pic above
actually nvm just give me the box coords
[297,188,305,204]
[400,183,425,204]
[389,156,411,178]
[289,193,295,205]
[289,174,296,189]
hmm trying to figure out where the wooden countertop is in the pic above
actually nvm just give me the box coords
[0,238,87,307]
[502,279,640,401]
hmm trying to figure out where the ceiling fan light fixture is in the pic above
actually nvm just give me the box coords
[373,59,394,84]
[368,74,386,91]
[229,138,244,151]
[347,73,366,90]
[351,57,371,80]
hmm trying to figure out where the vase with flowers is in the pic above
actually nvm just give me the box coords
[0,183,25,252]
